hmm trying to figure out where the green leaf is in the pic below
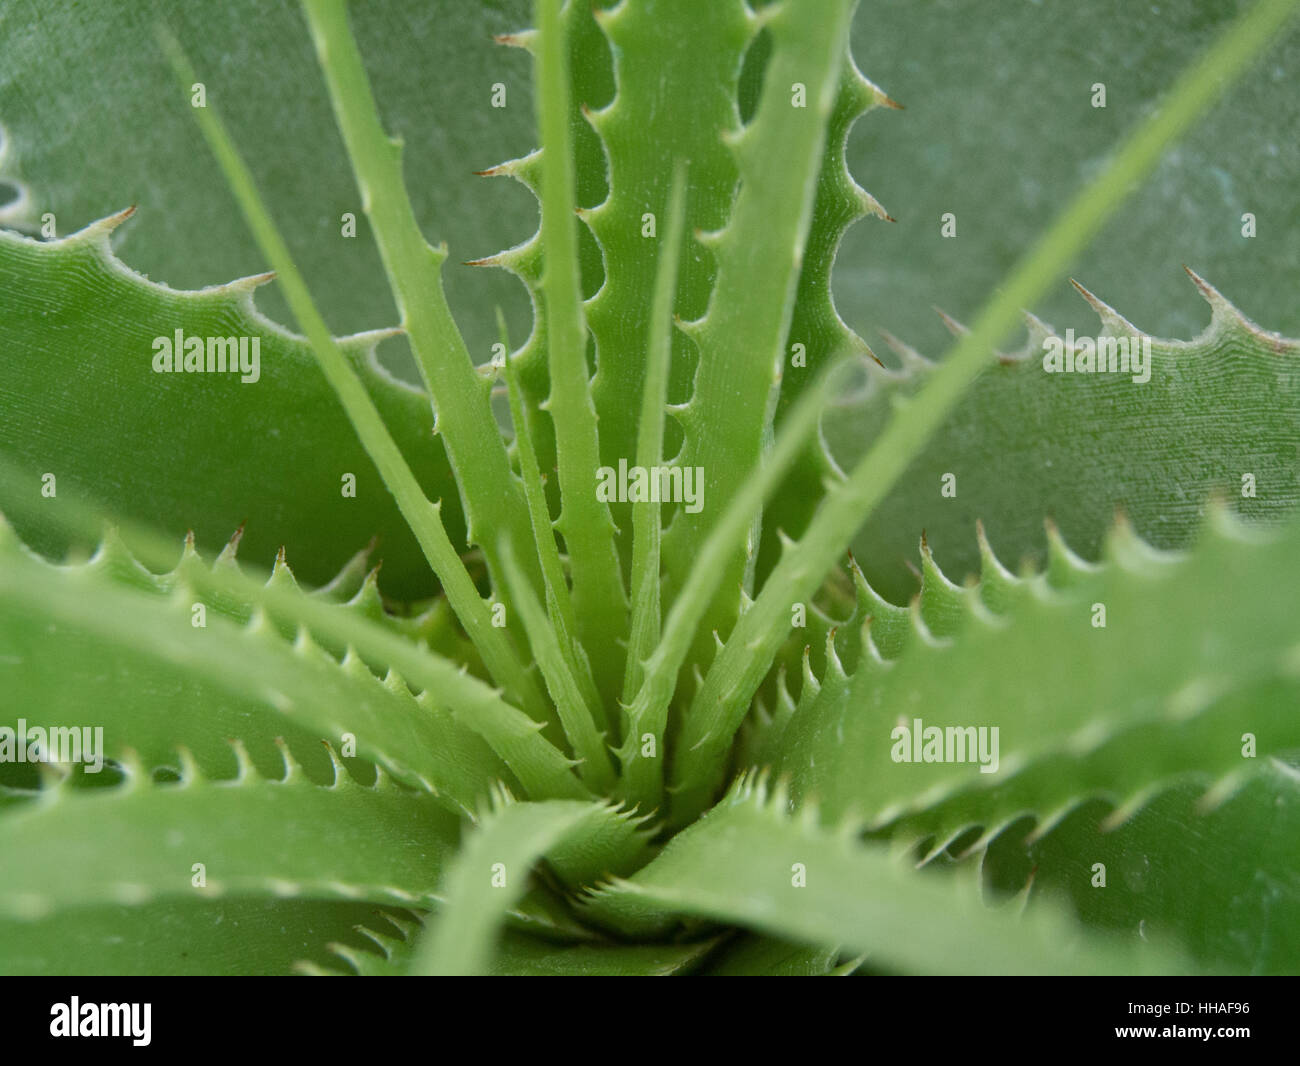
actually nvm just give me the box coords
[0,898,408,976]
[409,794,649,975]
[775,510,1300,832]
[500,313,599,721]
[891,680,1300,865]
[580,774,1187,974]
[668,0,1300,825]
[0,0,537,354]
[0,528,336,788]
[469,1,613,536]
[0,746,460,918]
[0,508,587,804]
[311,910,716,976]
[659,0,856,658]
[828,284,1300,602]
[615,361,850,814]
[991,760,1300,975]
[0,524,512,814]
[487,930,716,976]
[497,537,615,792]
[579,0,751,565]
[534,0,629,709]
[3,0,1297,978]
[301,0,545,624]
[0,222,460,598]
[622,161,687,706]
[837,1,1300,351]
[164,27,550,718]
[699,934,840,977]
[757,39,897,585]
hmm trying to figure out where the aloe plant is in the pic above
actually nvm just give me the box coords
[0,0,1297,976]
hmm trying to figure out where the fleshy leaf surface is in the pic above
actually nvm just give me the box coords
[775,510,1300,831]
[827,284,1300,601]
[580,774,1187,974]
[0,221,461,598]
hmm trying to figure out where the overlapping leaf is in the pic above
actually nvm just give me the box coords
[579,774,1186,974]
[771,509,1300,834]
[0,220,461,597]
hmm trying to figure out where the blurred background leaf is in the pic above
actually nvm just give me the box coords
[840,0,1300,349]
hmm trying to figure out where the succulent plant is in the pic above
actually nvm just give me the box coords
[1,0,1297,975]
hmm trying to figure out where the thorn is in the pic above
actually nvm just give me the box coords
[1068,277,1101,309]
[877,328,932,371]
[1069,278,1140,334]
[231,270,276,290]
[875,328,909,360]
[1183,263,1218,302]
[1181,265,1255,334]
[933,307,969,336]
[1019,310,1056,350]
[77,205,138,241]
[346,326,406,352]
[492,30,537,51]
[851,184,895,224]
